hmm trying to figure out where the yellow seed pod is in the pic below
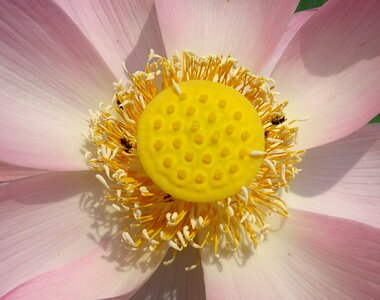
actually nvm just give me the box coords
[137,80,265,203]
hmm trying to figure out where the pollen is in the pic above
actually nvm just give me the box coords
[86,50,304,260]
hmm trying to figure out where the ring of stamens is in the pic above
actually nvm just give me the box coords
[86,51,304,260]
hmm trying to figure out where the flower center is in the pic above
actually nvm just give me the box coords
[85,51,305,261]
[137,80,265,203]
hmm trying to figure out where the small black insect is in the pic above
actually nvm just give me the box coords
[116,99,123,109]
[120,138,133,153]
[164,194,174,203]
[271,116,286,126]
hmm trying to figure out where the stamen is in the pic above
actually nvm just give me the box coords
[122,61,128,73]
[171,79,182,94]
[250,150,266,157]
[168,240,181,251]
[240,211,250,223]
[95,174,110,189]
[163,254,176,266]
[281,164,287,185]
[197,216,204,227]
[241,186,249,203]
[264,159,277,175]
[122,232,136,246]
[111,203,121,211]
[267,138,283,144]
[110,147,119,160]
[177,231,187,247]
[142,229,150,241]
[185,264,199,271]
[190,241,202,249]
[86,51,304,262]
[227,205,235,217]
[183,226,191,241]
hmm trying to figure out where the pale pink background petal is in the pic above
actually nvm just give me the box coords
[287,124,380,228]
[202,210,380,299]
[0,171,166,298]
[155,0,299,74]
[263,8,319,75]
[0,161,46,182]
[0,171,100,296]
[54,0,166,78]
[0,0,115,171]
[3,246,166,300]
[271,0,380,150]
[131,247,206,299]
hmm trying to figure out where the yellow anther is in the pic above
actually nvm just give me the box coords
[137,80,265,203]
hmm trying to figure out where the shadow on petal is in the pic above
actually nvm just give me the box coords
[124,3,166,74]
[129,247,206,300]
[78,178,167,275]
[1,170,167,298]
[290,127,376,197]
[201,230,256,274]
[298,0,380,77]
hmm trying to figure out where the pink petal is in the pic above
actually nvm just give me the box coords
[263,9,319,75]
[54,0,166,78]
[271,0,380,149]
[3,246,166,300]
[131,247,206,299]
[287,124,380,228]
[0,170,166,299]
[0,0,115,171]
[0,161,46,182]
[155,0,299,73]
[201,210,380,299]
[0,171,99,296]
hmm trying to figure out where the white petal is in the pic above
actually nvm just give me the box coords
[55,0,166,77]
[287,124,380,228]
[271,0,380,149]
[201,210,380,299]
[155,0,299,73]
[0,1,115,171]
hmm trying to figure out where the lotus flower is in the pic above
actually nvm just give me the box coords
[1,0,379,299]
